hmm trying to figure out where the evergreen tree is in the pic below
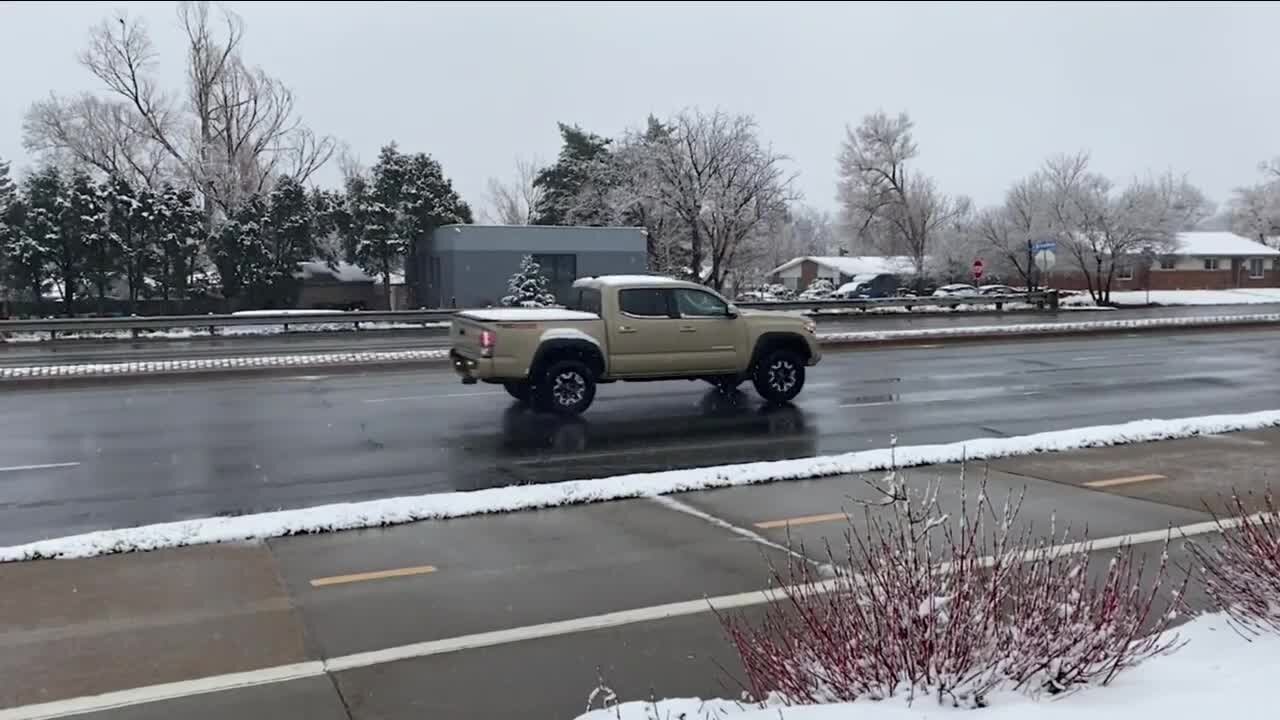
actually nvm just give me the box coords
[209,194,269,308]
[154,185,204,311]
[357,144,472,308]
[67,172,118,315]
[106,178,160,314]
[501,254,557,307]
[533,124,612,226]
[25,165,73,314]
[0,158,14,310]
[263,176,319,307]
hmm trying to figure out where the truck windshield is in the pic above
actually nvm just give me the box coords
[566,287,602,315]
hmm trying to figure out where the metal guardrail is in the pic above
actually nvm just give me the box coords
[0,292,1059,340]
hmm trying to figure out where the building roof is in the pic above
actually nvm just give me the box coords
[769,255,917,277]
[1175,232,1280,257]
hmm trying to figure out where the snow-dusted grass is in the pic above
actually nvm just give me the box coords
[1063,289,1280,307]
[576,612,1276,718]
[3,410,1279,562]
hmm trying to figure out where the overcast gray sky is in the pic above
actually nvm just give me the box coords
[2,1,1278,214]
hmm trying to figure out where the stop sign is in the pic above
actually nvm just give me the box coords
[972,259,985,280]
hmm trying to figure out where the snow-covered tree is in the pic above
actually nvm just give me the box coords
[1044,152,1211,304]
[837,111,968,282]
[1228,158,1280,247]
[67,172,118,314]
[106,177,160,313]
[501,254,557,307]
[24,165,77,314]
[533,124,613,226]
[155,185,205,310]
[208,193,269,307]
[260,176,318,307]
[975,174,1052,289]
[24,2,335,218]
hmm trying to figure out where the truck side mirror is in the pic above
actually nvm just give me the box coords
[725,303,739,318]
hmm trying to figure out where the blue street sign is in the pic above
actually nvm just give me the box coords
[1031,241,1057,252]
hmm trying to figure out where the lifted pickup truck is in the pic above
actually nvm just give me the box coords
[450,275,821,415]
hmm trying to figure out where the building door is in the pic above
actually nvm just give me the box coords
[531,254,578,305]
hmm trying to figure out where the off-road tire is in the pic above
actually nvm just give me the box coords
[534,359,597,415]
[752,349,805,404]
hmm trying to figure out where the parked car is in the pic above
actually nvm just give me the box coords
[932,284,979,297]
[834,273,899,299]
[449,275,823,415]
[978,284,1019,296]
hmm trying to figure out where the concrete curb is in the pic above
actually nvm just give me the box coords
[3,314,1278,387]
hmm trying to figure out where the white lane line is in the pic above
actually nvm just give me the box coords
[363,391,503,403]
[1072,355,1106,361]
[0,462,80,474]
[649,495,821,570]
[0,512,1250,720]
[0,662,326,720]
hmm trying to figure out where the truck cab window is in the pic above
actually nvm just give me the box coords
[674,289,729,317]
[569,288,602,314]
[619,288,672,317]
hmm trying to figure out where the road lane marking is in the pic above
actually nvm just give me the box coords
[1072,355,1106,361]
[649,496,818,568]
[0,512,1262,720]
[1083,473,1166,489]
[754,512,848,529]
[309,564,438,588]
[0,462,80,474]
[364,391,503,403]
[909,344,944,349]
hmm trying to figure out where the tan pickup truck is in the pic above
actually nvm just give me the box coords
[449,275,821,415]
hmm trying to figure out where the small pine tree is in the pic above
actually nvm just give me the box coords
[501,254,557,307]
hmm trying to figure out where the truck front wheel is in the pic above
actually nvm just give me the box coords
[752,349,806,404]
[534,359,597,415]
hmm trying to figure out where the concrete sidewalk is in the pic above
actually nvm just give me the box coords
[1,428,1275,719]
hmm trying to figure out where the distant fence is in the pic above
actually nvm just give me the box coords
[0,292,1059,340]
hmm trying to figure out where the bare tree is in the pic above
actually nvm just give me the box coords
[1228,157,1280,247]
[23,1,334,221]
[836,111,967,283]
[975,174,1051,289]
[482,157,544,225]
[1045,152,1211,304]
[627,109,794,290]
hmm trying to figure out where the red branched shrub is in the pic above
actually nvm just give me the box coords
[1187,489,1280,635]
[719,462,1185,709]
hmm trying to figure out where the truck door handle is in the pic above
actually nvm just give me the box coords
[679,326,697,333]
[618,325,637,334]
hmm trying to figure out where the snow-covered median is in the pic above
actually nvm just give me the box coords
[1063,288,1280,307]
[819,312,1280,344]
[3,410,1279,562]
[0,348,449,380]
[576,613,1274,719]
[2,319,450,343]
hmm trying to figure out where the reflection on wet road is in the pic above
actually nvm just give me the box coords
[0,328,1277,544]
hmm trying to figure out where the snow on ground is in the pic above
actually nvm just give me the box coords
[0,348,448,380]
[576,613,1277,719]
[819,313,1280,343]
[2,409,1278,562]
[1063,289,1280,307]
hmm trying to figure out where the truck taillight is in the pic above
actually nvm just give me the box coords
[480,329,496,357]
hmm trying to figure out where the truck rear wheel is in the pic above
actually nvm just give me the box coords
[504,382,532,403]
[534,359,596,415]
[752,349,805,404]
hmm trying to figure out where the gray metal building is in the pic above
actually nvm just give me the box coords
[411,225,648,308]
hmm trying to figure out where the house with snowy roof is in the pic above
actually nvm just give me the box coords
[767,255,919,292]
[1049,232,1280,291]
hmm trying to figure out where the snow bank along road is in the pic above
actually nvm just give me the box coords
[3,311,1280,384]
[1,327,1278,546]
[0,426,1274,719]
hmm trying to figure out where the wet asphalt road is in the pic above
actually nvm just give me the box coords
[4,302,1279,368]
[1,327,1278,545]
